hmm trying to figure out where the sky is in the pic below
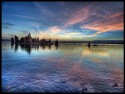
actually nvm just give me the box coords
[2,2,124,41]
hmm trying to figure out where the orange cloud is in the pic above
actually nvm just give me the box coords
[82,12,124,36]
[48,26,61,33]
[37,26,63,40]
[64,7,90,27]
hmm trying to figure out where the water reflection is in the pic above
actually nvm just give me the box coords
[2,42,123,93]
[82,46,109,56]
[48,45,51,50]
[55,45,59,49]
[15,44,19,52]
[11,44,59,54]
[20,44,32,54]
[11,43,14,50]
[87,45,90,50]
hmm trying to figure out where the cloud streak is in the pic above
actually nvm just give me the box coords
[82,12,123,36]
[63,3,123,38]
[64,7,90,27]
[12,14,43,21]
[33,2,54,16]
[2,2,124,40]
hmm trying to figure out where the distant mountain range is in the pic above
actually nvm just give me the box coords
[2,39,124,44]
[59,40,124,44]
[2,39,10,41]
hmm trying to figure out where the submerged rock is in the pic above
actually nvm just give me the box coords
[80,88,87,93]
[112,83,118,87]
[62,81,66,83]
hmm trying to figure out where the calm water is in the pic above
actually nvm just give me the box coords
[2,41,124,93]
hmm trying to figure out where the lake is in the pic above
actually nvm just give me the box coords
[2,41,124,93]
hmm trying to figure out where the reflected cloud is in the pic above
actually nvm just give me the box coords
[3,42,123,93]
[82,46,109,57]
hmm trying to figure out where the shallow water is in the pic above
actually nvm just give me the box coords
[2,41,124,93]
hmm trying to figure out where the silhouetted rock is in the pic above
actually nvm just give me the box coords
[87,41,91,50]
[14,35,19,44]
[62,81,66,83]
[37,37,39,43]
[11,37,14,43]
[55,39,59,46]
[93,44,98,46]
[41,39,47,45]
[20,37,25,44]
[87,41,90,46]
[11,33,54,47]
[112,83,118,87]
[48,39,51,45]
[24,33,32,44]
[80,88,87,93]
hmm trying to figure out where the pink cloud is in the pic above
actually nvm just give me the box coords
[82,12,124,36]
[48,26,61,33]
[64,7,90,27]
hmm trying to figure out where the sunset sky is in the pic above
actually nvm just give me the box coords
[2,2,124,41]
